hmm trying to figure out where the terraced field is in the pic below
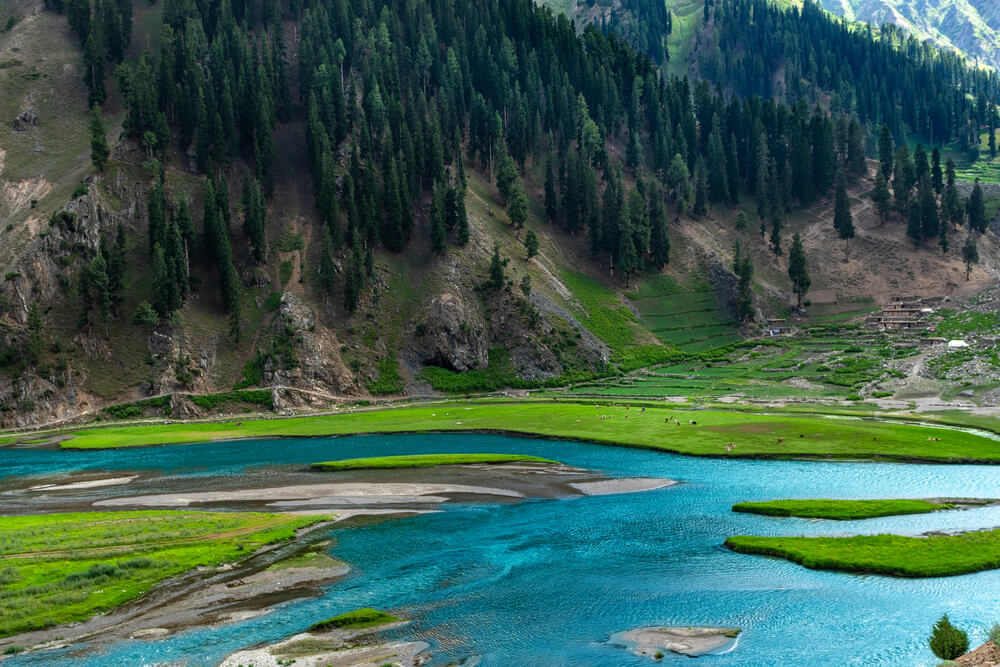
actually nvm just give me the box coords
[627,275,741,352]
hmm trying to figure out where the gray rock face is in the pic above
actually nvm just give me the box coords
[421,292,488,372]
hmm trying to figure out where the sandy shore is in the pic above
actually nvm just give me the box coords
[93,481,525,507]
[219,621,428,667]
[29,475,137,490]
[569,478,676,496]
[611,626,741,658]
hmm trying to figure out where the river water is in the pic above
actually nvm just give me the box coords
[4,432,1000,666]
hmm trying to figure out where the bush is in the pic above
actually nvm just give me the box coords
[929,614,968,660]
[71,183,88,199]
[989,621,1000,645]
[190,390,273,411]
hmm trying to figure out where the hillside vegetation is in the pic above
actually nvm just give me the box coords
[1,0,1000,426]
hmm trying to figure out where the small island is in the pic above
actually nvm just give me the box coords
[725,528,1000,577]
[309,608,402,631]
[731,498,957,520]
[611,626,741,659]
[310,453,557,471]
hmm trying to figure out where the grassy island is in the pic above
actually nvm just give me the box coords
[309,608,402,631]
[0,511,324,638]
[54,401,1000,464]
[731,498,956,520]
[310,453,556,471]
[725,529,1000,577]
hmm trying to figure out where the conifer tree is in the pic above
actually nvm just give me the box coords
[318,226,336,293]
[787,232,810,309]
[878,124,894,180]
[871,168,891,224]
[833,173,854,261]
[544,157,558,222]
[963,235,979,280]
[524,230,539,259]
[90,106,109,172]
[967,179,987,233]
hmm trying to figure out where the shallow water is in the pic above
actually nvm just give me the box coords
[5,432,1000,666]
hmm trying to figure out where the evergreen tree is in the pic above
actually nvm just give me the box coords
[968,179,987,233]
[544,157,558,222]
[919,177,939,241]
[963,234,979,280]
[487,244,505,291]
[931,148,943,194]
[833,173,855,261]
[878,124,894,179]
[497,154,518,205]
[524,229,539,259]
[732,241,754,321]
[929,615,968,661]
[693,162,708,217]
[649,194,669,269]
[769,212,782,256]
[871,168,891,224]
[787,232,810,309]
[83,28,106,107]
[90,106,109,172]
[913,144,929,184]
[242,174,266,263]
[941,159,965,228]
[508,184,528,232]
[906,198,923,245]
[430,186,447,254]
[318,226,336,293]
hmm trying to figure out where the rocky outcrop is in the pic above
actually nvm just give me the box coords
[264,293,355,396]
[417,291,488,372]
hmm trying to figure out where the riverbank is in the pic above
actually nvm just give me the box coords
[0,511,327,641]
[725,528,1000,577]
[219,613,427,667]
[731,498,968,520]
[42,401,1000,463]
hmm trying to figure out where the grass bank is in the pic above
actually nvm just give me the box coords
[0,511,324,638]
[58,401,1000,463]
[725,529,1000,577]
[309,608,401,631]
[731,499,955,520]
[310,453,556,471]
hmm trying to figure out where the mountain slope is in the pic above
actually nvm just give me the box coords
[2,0,1000,428]
[820,0,1000,69]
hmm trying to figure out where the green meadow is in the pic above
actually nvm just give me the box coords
[58,401,1000,463]
[731,498,955,520]
[0,511,324,637]
[311,453,556,471]
[725,529,1000,577]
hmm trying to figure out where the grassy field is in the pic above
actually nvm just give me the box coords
[310,453,556,471]
[731,499,955,520]
[309,608,401,631]
[725,529,1000,577]
[57,400,1000,463]
[0,511,325,638]
[627,274,741,352]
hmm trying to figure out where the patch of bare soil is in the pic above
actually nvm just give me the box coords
[957,641,1000,666]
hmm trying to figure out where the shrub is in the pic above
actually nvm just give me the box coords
[263,291,282,312]
[190,390,273,411]
[71,183,88,199]
[990,621,1000,645]
[929,614,968,660]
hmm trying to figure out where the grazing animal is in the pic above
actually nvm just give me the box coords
[776,438,784,444]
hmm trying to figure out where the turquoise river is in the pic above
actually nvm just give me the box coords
[4,431,1000,666]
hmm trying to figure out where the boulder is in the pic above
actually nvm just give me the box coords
[421,292,488,372]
